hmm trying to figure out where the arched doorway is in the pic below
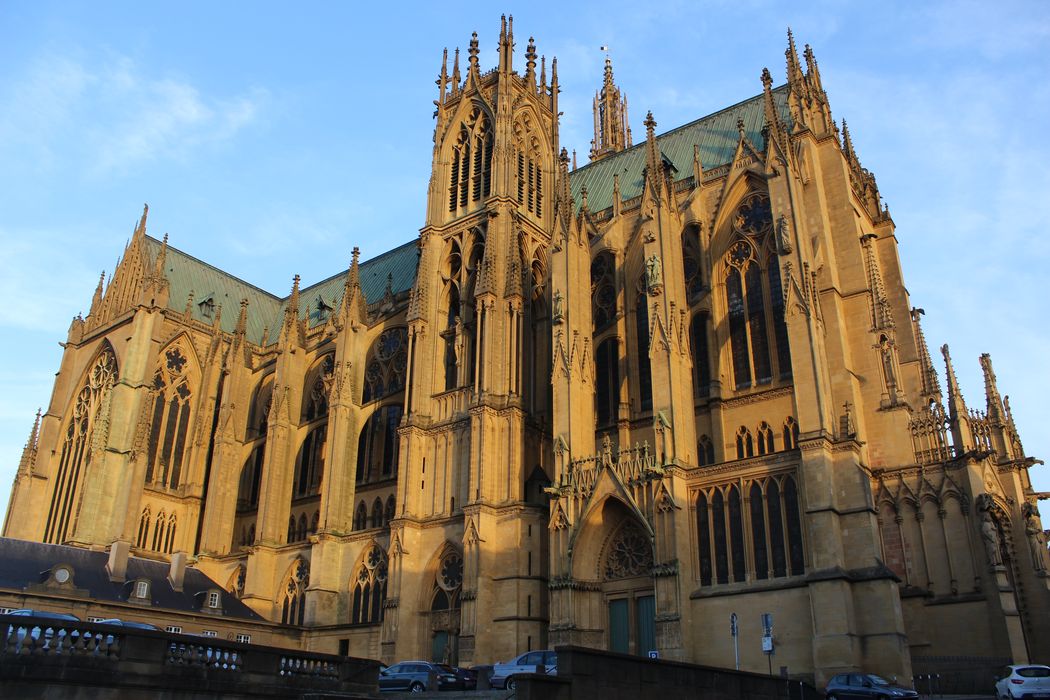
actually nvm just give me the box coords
[427,548,463,664]
[601,518,656,655]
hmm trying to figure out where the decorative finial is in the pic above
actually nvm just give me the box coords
[761,67,773,90]
[644,111,656,137]
[468,31,479,69]
[525,36,537,81]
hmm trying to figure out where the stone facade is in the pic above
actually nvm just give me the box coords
[4,18,1048,686]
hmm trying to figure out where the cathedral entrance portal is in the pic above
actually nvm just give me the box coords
[427,549,463,664]
[601,518,656,655]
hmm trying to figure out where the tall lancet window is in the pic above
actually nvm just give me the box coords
[145,345,194,491]
[635,293,653,412]
[448,108,492,214]
[721,192,791,389]
[514,115,544,219]
[45,346,118,544]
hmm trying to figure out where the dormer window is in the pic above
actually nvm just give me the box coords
[198,295,216,319]
[133,580,150,600]
[315,296,333,322]
[207,591,220,609]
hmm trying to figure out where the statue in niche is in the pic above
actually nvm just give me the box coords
[552,291,564,325]
[645,255,663,294]
[776,215,793,255]
[980,510,1003,568]
[1024,503,1047,573]
[452,317,465,370]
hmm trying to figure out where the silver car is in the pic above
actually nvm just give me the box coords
[490,649,557,690]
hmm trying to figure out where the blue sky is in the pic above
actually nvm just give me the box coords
[1,1,1048,526]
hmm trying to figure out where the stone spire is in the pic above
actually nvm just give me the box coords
[785,28,807,98]
[910,308,941,401]
[860,233,893,330]
[979,353,1006,423]
[525,36,537,85]
[942,344,974,454]
[589,56,631,162]
[17,409,41,476]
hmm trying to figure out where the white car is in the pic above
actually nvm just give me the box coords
[997,665,1050,700]
[490,650,557,690]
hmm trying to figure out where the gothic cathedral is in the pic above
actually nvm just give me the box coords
[5,18,1048,685]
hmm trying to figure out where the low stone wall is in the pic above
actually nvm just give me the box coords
[515,645,821,700]
[0,613,378,698]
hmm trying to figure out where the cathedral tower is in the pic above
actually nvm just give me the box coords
[397,16,559,664]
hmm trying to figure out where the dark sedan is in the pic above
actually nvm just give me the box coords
[826,673,918,700]
[378,661,463,693]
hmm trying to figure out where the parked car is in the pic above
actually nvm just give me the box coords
[996,665,1050,700]
[6,608,80,621]
[378,661,463,693]
[95,618,158,630]
[490,650,557,690]
[451,666,478,690]
[825,673,918,700]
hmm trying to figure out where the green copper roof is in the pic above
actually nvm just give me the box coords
[145,236,282,343]
[264,239,419,341]
[146,237,418,346]
[568,86,791,213]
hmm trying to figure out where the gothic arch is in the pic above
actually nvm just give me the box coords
[143,338,200,490]
[44,340,119,544]
[300,353,334,423]
[278,557,310,626]
[349,541,389,626]
[570,496,654,581]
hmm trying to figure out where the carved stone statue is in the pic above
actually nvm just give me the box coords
[552,291,564,324]
[980,510,1003,568]
[1024,504,1047,573]
[776,215,793,255]
[645,254,662,293]
[1026,517,1047,573]
[452,317,464,369]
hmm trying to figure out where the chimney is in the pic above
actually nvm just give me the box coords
[168,552,187,592]
[106,540,130,583]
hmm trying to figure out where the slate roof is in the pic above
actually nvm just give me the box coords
[142,89,785,339]
[0,537,261,620]
[568,86,791,213]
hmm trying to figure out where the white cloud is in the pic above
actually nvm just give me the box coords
[0,51,269,177]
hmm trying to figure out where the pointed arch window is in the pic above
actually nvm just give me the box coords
[721,192,791,388]
[449,109,492,214]
[293,425,326,500]
[595,338,619,427]
[783,417,799,450]
[690,312,711,398]
[591,252,617,333]
[697,435,715,466]
[45,347,117,544]
[735,426,754,459]
[145,347,194,490]
[356,405,403,485]
[350,545,388,625]
[635,294,652,412]
[757,422,775,455]
[136,507,151,549]
[385,495,396,524]
[363,328,408,403]
[682,231,704,302]
[237,445,265,512]
[280,560,309,626]
[354,501,368,531]
[302,355,333,423]
[370,498,384,529]
[514,118,544,219]
[152,511,167,552]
